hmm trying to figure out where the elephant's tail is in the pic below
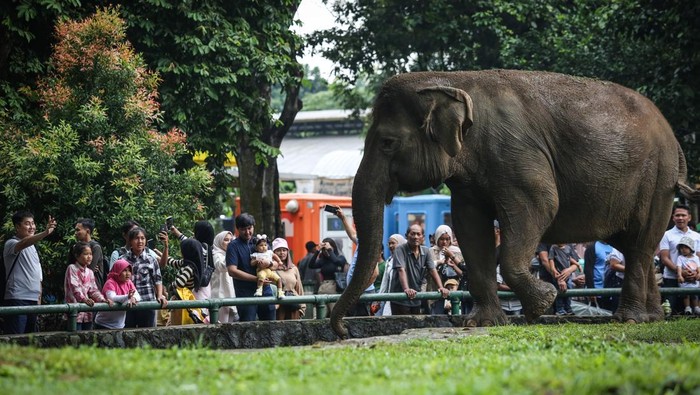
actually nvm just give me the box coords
[676,140,700,201]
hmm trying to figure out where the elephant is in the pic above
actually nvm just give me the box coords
[330,69,699,339]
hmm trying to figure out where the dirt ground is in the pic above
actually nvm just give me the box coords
[318,326,490,348]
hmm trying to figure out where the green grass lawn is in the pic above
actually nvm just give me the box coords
[1,320,699,394]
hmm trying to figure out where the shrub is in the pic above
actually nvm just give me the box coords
[0,7,212,301]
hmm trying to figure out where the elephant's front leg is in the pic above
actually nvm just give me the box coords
[499,238,558,322]
[492,182,558,321]
[452,204,506,326]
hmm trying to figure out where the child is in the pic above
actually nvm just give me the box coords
[430,279,460,315]
[548,243,581,315]
[94,259,140,329]
[250,234,285,298]
[64,242,112,330]
[675,236,700,315]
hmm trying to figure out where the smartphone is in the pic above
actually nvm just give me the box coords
[165,216,174,230]
[323,204,339,215]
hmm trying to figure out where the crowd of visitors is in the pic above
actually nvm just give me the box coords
[2,203,700,334]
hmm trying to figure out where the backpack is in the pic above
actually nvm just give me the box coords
[88,240,109,288]
[0,250,21,303]
[198,243,214,288]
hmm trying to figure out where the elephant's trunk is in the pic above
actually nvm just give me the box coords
[330,158,388,339]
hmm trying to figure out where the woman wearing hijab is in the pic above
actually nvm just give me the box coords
[94,259,140,329]
[427,225,464,314]
[160,220,215,301]
[375,234,407,316]
[431,225,464,283]
[172,238,205,291]
[210,231,239,323]
[167,238,208,325]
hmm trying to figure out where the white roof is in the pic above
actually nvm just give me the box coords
[277,134,365,180]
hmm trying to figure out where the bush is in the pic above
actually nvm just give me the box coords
[0,8,212,301]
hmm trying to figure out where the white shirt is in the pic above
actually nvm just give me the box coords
[659,226,700,279]
[608,248,625,280]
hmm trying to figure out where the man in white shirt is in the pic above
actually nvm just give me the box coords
[3,211,56,334]
[658,205,700,314]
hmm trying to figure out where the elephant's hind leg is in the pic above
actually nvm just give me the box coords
[614,185,671,323]
[612,246,656,323]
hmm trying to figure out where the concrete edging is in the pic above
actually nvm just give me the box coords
[0,314,616,349]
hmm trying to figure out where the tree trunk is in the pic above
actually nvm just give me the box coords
[237,65,302,238]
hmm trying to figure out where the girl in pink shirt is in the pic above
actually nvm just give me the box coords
[94,259,140,329]
[64,242,111,330]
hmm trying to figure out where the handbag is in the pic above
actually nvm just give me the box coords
[335,272,348,293]
[439,263,457,279]
[171,287,205,325]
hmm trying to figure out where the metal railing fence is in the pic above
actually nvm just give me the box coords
[1,288,699,332]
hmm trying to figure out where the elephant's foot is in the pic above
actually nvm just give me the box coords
[521,280,558,322]
[645,293,665,322]
[612,299,649,323]
[465,303,508,327]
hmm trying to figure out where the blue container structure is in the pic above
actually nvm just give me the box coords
[382,194,452,258]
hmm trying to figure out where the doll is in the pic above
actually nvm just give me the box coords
[250,234,285,298]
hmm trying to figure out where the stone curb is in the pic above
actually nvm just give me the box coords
[0,314,618,349]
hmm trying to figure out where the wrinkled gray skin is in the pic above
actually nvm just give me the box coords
[331,70,698,339]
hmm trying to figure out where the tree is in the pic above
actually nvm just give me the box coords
[310,0,700,180]
[0,8,212,300]
[1,1,306,238]
[121,1,304,236]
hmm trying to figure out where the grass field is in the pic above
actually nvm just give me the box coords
[1,319,699,394]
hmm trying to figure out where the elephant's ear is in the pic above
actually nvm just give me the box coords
[417,86,474,157]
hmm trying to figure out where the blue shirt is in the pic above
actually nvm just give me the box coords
[594,241,613,289]
[226,237,271,297]
[346,241,375,293]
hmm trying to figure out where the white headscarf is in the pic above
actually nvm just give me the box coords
[434,225,453,242]
[389,234,406,245]
[212,231,233,259]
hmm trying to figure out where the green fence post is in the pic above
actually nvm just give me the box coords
[67,304,78,332]
[451,297,461,316]
[209,301,219,324]
[316,301,327,319]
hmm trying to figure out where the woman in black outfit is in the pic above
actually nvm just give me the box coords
[309,237,347,317]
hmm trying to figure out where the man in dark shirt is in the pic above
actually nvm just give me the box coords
[226,213,275,321]
[390,224,449,315]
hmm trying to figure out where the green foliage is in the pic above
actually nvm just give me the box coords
[0,321,699,394]
[1,1,305,236]
[298,90,338,111]
[0,8,212,301]
[120,1,304,219]
[272,65,332,111]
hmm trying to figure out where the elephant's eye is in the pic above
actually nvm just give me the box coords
[380,138,397,153]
